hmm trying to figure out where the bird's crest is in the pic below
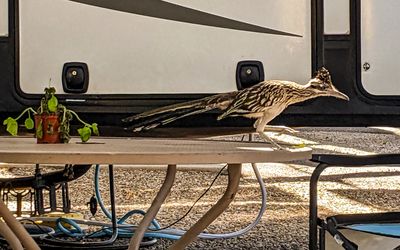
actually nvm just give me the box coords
[314,67,332,83]
[307,67,349,101]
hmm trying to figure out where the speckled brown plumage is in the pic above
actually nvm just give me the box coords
[123,67,349,148]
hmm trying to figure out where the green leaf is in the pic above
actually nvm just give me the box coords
[3,117,13,125]
[47,94,58,113]
[91,123,99,135]
[5,118,18,136]
[36,120,43,139]
[24,118,34,130]
[78,126,91,142]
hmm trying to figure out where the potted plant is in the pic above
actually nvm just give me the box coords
[3,87,98,143]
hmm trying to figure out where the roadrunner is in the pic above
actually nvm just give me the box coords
[123,67,349,149]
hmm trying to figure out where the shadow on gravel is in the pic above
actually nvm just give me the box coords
[329,189,400,212]
[258,170,400,184]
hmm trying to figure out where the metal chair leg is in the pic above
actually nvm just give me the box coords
[42,164,118,247]
[108,164,119,244]
[309,163,328,250]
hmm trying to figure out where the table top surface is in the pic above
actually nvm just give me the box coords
[0,137,312,165]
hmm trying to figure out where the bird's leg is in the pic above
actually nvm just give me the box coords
[258,131,284,150]
[253,119,260,129]
[254,117,284,150]
[263,125,298,135]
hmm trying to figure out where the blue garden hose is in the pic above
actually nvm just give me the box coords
[55,217,84,237]
[56,162,267,241]
[92,163,267,240]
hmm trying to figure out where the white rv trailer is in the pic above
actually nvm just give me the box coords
[1,0,400,132]
[18,0,312,94]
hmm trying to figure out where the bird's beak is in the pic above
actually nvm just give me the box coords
[329,87,349,101]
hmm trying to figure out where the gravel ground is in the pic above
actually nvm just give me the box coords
[1,127,400,249]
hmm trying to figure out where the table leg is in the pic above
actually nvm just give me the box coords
[170,163,242,250]
[0,221,23,250]
[128,164,177,250]
[0,199,40,250]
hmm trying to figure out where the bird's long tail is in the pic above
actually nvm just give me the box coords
[122,92,235,132]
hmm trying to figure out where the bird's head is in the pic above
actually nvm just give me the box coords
[305,67,349,101]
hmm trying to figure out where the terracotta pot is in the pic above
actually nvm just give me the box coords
[34,114,61,144]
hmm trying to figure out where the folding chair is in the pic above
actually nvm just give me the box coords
[309,154,400,250]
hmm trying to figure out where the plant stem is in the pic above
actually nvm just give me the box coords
[62,106,67,124]
[69,110,90,126]
[14,107,37,121]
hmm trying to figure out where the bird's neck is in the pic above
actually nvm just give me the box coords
[285,83,316,105]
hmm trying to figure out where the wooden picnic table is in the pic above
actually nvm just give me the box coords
[0,136,311,250]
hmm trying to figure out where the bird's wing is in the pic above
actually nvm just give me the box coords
[217,91,251,119]
[203,91,238,109]
[217,81,275,120]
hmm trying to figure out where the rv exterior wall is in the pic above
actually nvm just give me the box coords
[361,0,400,95]
[324,0,350,34]
[0,0,8,37]
[19,0,311,95]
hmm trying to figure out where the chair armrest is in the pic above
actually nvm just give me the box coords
[311,154,400,166]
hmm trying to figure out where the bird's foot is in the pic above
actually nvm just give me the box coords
[263,125,299,135]
[257,131,286,150]
[271,143,295,151]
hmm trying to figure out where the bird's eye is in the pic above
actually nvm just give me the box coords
[311,82,322,88]
[320,83,327,89]
[311,82,327,90]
